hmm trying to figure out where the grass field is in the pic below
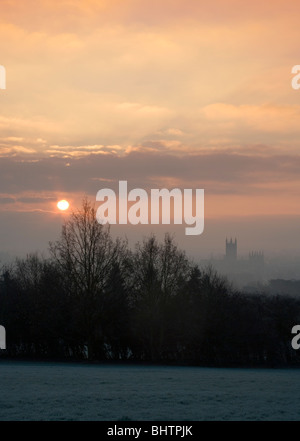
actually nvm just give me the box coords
[0,360,299,421]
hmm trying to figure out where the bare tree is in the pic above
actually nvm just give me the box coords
[49,197,126,359]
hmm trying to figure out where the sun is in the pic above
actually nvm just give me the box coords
[57,199,70,211]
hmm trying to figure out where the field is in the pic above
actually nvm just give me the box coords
[0,360,299,421]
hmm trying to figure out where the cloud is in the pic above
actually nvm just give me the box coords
[0,197,16,204]
[17,196,57,203]
[201,103,300,134]
[0,146,300,198]
[1,0,300,154]
[2,0,300,31]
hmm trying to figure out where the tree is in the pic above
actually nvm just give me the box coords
[49,197,126,360]
[0,254,71,358]
[127,233,190,361]
[101,262,131,360]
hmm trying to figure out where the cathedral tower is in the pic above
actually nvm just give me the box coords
[225,238,237,261]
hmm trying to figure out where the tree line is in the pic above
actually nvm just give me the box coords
[1,199,300,366]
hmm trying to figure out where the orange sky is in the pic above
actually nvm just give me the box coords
[1,0,300,257]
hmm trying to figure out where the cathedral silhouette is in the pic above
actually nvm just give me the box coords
[200,238,265,289]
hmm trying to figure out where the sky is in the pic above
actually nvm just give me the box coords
[1,0,300,261]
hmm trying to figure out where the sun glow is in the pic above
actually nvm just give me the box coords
[57,199,69,211]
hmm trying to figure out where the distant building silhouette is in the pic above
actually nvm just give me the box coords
[199,237,266,289]
[249,251,264,266]
[225,238,237,261]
